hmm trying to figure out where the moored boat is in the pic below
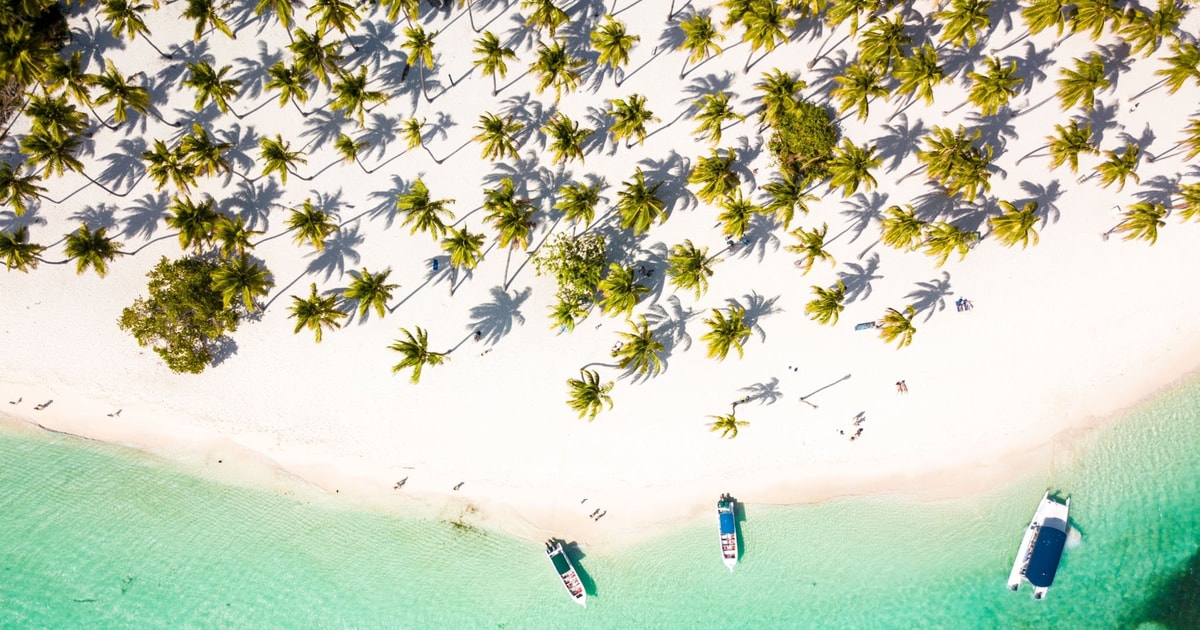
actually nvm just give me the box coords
[546,540,587,607]
[717,494,738,572]
[1007,491,1071,599]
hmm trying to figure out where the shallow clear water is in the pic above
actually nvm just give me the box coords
[2,376,1198,628]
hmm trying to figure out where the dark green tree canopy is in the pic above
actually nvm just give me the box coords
[117,256,241,374]
[766,98,840,186]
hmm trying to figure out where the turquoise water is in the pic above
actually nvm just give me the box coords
[2,377,1198,628]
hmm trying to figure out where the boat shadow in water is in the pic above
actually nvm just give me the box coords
[563,541,599,598]
[732,496,748,562]
[1127,546,1200,629]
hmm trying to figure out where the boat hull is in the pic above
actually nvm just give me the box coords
[718,495,738,572]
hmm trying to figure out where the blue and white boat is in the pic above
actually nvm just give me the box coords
[1007,491,1071,599]
[546,540,587,607]
[717,494,738,572]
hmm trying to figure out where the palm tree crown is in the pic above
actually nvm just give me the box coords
[344,267,398,320]
[667,239,718,298]
[566,369,614,421]
[288,283,347,342]
[702,303,752,360]
[389,326,449,384]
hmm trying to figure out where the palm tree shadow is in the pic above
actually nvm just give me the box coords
[217,122,261,178]
[306,225,364,282]
[300,108,350,153]
[359,112,400,159]
[1019,179,1064,225]
[634,241,670,304]
[97,138,148,190]
[345,20,401,73]
[365,174,409,226]
[904,271,954,323]
[805,48,849,101]
[1010,42,1054,95]
[69,202,121,230]
[986,0,1022,35]
[727,291,780,343]
[389,261,454,312]
[964,111,1018,159]
[224,177,285,231]
[643,294,696,355]
[468,285,531,345]
[120,191,171,240]
[912,186,958,222]
[1117,123,1156,154]
[1133,174,1179,208]
[1096,41,1133,92]
[834,191,888,244]
[637,150,695,213]
[1085,100,1121,146]
[71,17,126,70]
[233,41,281,100]
[730,215,782,262]
[616,24,684,86]
[737,377,782,406]
[837,252,883,304]
[876,114,928,172]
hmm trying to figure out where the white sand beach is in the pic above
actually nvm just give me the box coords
[2,0,1200,546]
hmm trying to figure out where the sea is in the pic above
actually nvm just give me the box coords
[2,376,1198,629]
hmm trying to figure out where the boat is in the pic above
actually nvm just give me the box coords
[717,494,738,572]
[545,540,587,607]
[1007,491,1071,599]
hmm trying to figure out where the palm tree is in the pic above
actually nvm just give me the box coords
[826,140,880,197]
[19,128,84,179]
[265,62,313,116]
[400,117,426,152]
[718,189,761,239]
[542,113,592,164]
[607,94,658,147]
[288,283,347,342]
[616,168,666,234]
[396,179,455,238]
[258,135,308,184]
[290,28,344,88]
[1056,54,1110,112]
[1021,0,1074,38]
[211,256,274,312]
[1152,42,1200,95]
[87,64,152,127]
[805,280,846,326]
[182,0,233,40]
[937,0,992,48]
[1110,201,1167,244]
[987,200,1041,248]
[591,15,639,84]
[754,69,806,125]
[555,181,602,230]
[473,112,523,161]
[917,126,994,202]
[25,94,88,137]
[0,163,46,216]
[183,61,241,115]
[286,198,338,250]
[0,226,45,272]
[484,178,536,250]
[472,31,517,96]
[677,11,724,77]
[389,327,449,384]
[330,66,387,127]
[707,413,748,439]
[688,148,739,204]
[741,0,794,72]
[530,39,586,101]
[44,52,94,108]
[702,303,751,360]
[378,0,420,23]
[166,195,219,252]
[401,25,438,102]
[1119,0,1182,58]
[880,204,926,251]
[1178,182,1200,222]
[667,239,717,298]
[759,171,816,229]
[597,263,648,317]
[442,226,486,270]
[892,44,946,106]
[922,222,979,266]
[344,267,398,320]
[823,0,874,34]
[878,306,917,348]
[787,223,834,273]
[831,62,888,121]
[1046,119,1097,172]
[566,369,613,421]
[522,0,569,36]
[692,92,745,146]
[307,0,359,38]
[612,316,664,375]
[1095,142,1140,191]
[967,56,1023,116]
[255,0,300,31]
[62,224,121,277]
[213,214,262,259]
[721,0,756,28]
[857,14,910,72]
[334,133,371,171]
[101,0,172,58]
[179,123,233,178]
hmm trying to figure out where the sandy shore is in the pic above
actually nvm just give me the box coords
[2,1,1200,546]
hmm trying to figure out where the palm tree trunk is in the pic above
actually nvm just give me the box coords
[80,171,135,197]
[290,98,312,117]
[0,92,31,142]
[420,65,432,103]
[989,29,1030,55]
[1015,145,1048,165]
[809,32,852,70]
[139,31,174,59]
[1131,76,1167,100]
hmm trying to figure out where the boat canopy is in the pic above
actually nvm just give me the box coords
[1026,527,1067,587]
[550,549,571,575]
[719,510,736,535]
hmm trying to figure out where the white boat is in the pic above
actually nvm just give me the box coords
[546,540,587,607]
[717,494,738,572]
[1007,491,1071,599]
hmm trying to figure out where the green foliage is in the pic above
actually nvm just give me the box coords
[566,369,614,421]
[878,305,917,349]
[707,413,747,439]
[533,232,607,308]
[688,148,739,204]
[766,98,840,186]
[390,326,448,384]
[667,239,717,298]
[118,256,240,374]
[597,263,648,317]
[702,303,751,360]
[805,281,847,326]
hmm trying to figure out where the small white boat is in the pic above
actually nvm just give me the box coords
[717,494,738,572]
[1007,491,1071,599]
[546,540,587,607]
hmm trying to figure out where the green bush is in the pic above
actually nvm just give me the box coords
[533,232,607,309]
[118,256,240,374]
[766,98,841,186]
